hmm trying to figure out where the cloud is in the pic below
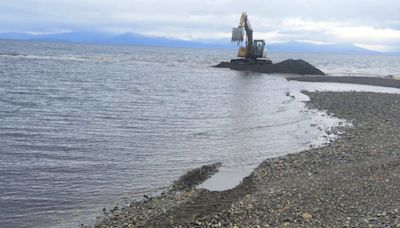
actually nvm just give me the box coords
[281,18,400,51]
[0,0,399,51]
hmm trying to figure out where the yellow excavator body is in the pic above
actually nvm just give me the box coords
[237,47,247,57]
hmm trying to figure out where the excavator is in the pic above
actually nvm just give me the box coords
[231,12,269,63]
[216,12,324,74]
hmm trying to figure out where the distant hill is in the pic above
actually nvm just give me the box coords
[0,32,396,55]
[266,41,380,55]
[0,32,230,49]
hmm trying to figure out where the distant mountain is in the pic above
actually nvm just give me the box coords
[266,41,381,55]
[111,33,232,48]
[0,32,233,49]
[0,32,37,40]
[0,32,396,55]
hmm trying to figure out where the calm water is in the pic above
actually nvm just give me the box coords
[0,40,399,227]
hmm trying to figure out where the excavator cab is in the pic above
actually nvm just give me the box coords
[253,40,265,58]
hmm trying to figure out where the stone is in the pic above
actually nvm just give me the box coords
[302,212,313,220]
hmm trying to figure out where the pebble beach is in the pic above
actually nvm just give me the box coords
[94,88,400,227]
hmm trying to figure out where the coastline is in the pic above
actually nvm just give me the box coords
[287,76,400,89]
[94,90,400,227]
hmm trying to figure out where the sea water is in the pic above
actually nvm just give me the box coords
[0,40,399,227]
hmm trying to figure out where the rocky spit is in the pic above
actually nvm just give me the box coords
[93,91,400,227]
[288,76,400,89]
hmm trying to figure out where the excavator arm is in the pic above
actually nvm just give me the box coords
[239,13,253,58]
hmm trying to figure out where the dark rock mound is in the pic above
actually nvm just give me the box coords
[214,59,325,75]
[172,162,221,190]
[274,59,325,75]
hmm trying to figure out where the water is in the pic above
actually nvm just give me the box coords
[0,40,399,227]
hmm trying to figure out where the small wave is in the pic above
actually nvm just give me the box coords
[0,52,26,57]
[0,105,21,114]
[0,52,112,62]
[7,90,45,96]
[192,131,209,137]
[178,89,189,93]
[13,143,80,153]
[0,98,37,108]
[48,95,80,102]
[0,132,40,138]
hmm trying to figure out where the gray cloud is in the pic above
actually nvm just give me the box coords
[0,0,399,51]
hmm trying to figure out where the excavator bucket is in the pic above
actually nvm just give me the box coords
[231,27,244,43]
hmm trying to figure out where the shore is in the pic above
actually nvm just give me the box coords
[287,76,400,89]
[94,90,400,227]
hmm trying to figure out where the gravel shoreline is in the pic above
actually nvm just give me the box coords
[94,91,400,227]
[287,76,400,89]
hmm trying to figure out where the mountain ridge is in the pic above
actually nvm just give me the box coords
[0,32,397,55]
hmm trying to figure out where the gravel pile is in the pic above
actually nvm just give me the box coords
[93,91,400,227]
[214,59,325,75]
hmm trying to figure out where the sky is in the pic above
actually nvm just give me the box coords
[1,0,400,52]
